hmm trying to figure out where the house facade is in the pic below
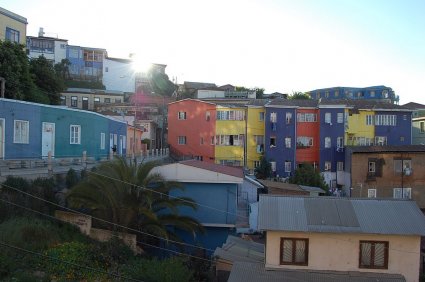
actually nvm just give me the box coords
[0,98,127,160]
[61,88,125,110]
[0,7,27,44]
[151,160,244,253]
[26,28,67,64]
[258,195,425,282]
[67,45,106,82]
[307,86,399,104]
[345,145,425,208]
[412,117,425,145]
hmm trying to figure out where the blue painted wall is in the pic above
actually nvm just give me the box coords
[309,86,397,103]
[374,111,412,145]
[319,108,345,171]
[0,98,126,160]
[265,107,296,177]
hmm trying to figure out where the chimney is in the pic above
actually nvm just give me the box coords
[38,27,45,37]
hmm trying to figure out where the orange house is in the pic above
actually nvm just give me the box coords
[168,99,216,162]
[296,108,320,166]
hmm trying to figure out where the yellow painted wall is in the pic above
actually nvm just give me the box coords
[246,107,265,170]
[215,106,246,165]
[0,12,27,43]
[266,231,421,282]
[345,109,375,145]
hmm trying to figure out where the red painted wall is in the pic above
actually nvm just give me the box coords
[296,108,320,165]
[168,99,216,162]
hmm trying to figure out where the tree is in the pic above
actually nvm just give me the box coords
[30,55,65,104]
[54,58,71,80]
[289,163,329,192]
[0,40,37,101]
[289,91,310,100]
[254,156,272,179]
[66,158,204,242]
[235,86,265,99]
[150,71,177,97]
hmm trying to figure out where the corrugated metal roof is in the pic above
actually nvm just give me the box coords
[228,262,406,282]
[347,145,425,153]
[179,160,244,179]
[213,236,264,264]
[258,195,425,236]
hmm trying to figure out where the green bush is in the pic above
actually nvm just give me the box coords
[120,257,194,282]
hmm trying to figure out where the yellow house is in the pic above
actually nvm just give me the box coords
[215,105,246,167]
[246,105,265,170]
[345,108,375,146]
[0,7,27,44]
[254,195,425,282]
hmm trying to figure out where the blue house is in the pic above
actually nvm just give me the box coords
[152,160,245,255]
[67,45,107,82]
[0,98,127,160]
[307,85,399,104]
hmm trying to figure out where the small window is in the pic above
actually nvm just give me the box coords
[368,189,376,198]
[393,188,411,199]
[211,137,215,145]
[359,241,388,269]
[284,161,291,172]
[270,137,276,147]
[285,137,291,148]
[71,96,78,107]
[280,238,308,266]
[200,137,204,145]
[14,120,29,144]
[335,90,339,97]
[178,111,187,120]
[270,112,277,123]
[206,111,211,121]
[337,137,344,149]
[337,162,344,171]
[70,125,81,144]
[368,162,376,173]
[337,113,343,123]
[254,160,260,168]
[325,137,331,148]
[100,133,105,149]
[394,159,411,173]
[325,113,331,124]
[420,122,425,133]
[94,97,100,104]
[286,112,292,124]
[6,27,20,43]
[259,112,265,121]
[104,98,111,103]
[178,136,187,145]
[324,161,331,171]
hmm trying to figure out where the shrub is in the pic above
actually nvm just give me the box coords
[65,168,79,189]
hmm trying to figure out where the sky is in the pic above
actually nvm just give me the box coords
[2,0,424,104]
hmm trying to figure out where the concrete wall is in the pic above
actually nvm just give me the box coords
[266,231,421,282]
[103,58,135,93]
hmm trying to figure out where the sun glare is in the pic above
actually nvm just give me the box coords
[131,54,151,73]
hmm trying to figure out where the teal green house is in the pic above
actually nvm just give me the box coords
[0,98,127,160]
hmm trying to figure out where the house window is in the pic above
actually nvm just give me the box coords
[420,122,425,133]
[359,241,388,269]
[337,162,344,171]
[325,113,331,124]
[100,133,105,149]
[325,91,329,98]
[255,135,264,153]
[297,137,313,147]
[104,98,111,103]
[337,113,343,123]
[94,97,100,104]
[178,136,186,145]
[200,137,204,145]
[270,161,276,172]
[115,98,121,103]
[206,111,211,121]
[70,125,81,144]
[394,159,412,174]
[285,137,291,148]
[270,112,277,123]
[337,137,344,149]
[286,112,292,124]
[14,120,29,144]
[393,188,411,199]
[178,111,187,120]
[366,115,374,125]
[280,238,308,266]
[60,96,66,105]
[270,137,276,147]
[254,160,260,168]
[370,91,375,97]
[335,90,339,97]
[368,189,377,198]
[71,96,78,107]
[211,137,215,145]
[284,161,291,173]
[259,112,265,121]
[297,113,317,122]
[325,137,331,148]
[375,136,387,146]
[324,162,331,171]
[6,27,20,43]
[368,162,376,173]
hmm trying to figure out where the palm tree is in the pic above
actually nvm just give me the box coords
[66,158,204,242]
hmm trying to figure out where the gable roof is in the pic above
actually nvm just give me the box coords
[258,195,425,236]
[228,261,406,282]
[402,102,425,109]
[213,236,264,264]
[183,81,217,90]
[180,160,244,178]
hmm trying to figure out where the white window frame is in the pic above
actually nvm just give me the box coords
[368,161,376,173]
[178,111,187,120]
[286,112,292,124]
[368,189,377,198]
[206,111,210,121]
[324,161,331,171]
[337,162,344,171]
[178,136,187,145]
[284,161,291,173]
[270,112,277,123]
[393,188,411,199]
[325,113,331,124]
[337,137,344,149]
[337,113,343,123]
[420,122,425,133]
[297,136,313,147]
[285,137,291,148]
[13,120,29,144]
[325,137,331,148]
[259,112,265,121]
[70,125,81,144]
[100,132,105,149]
